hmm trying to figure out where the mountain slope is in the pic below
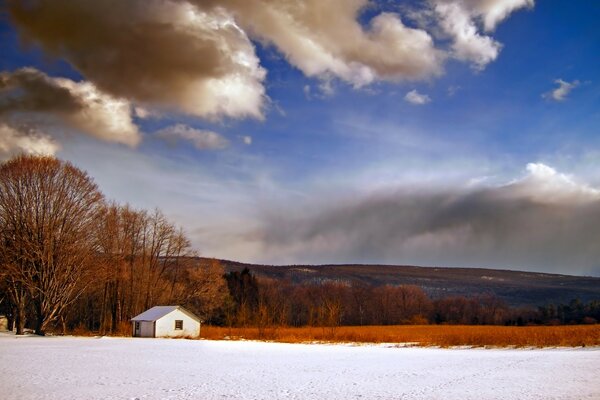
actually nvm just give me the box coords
[202,258,600,307]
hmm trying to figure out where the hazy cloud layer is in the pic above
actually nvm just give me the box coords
[543,79,580,101]
[156,124,230,150]
[0,68,140,146]
[405,89,432,105]
[0,123,60,160]
[7,0,266,120]
[254,163,600,275]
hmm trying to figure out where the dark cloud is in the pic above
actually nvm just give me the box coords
[7,0,266,119]
[0,68,140,146]
[0,68,81,113]
[255,164,600,275]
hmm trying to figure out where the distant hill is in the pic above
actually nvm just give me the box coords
[197,258,600,307]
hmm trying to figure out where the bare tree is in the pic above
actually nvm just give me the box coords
[174,258,227,322]
[0,155,104,335]
[87,204,197,333]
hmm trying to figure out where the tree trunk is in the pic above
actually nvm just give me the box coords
[7,311,15,332]
[15,302,25,335]
[100,282,108,335]
[34,317,45,336]
[34,300,46,336]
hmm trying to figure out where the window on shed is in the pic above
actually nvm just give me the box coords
[175,320,183,330]
[135,322,140,331]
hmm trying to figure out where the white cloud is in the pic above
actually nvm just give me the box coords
[242,136,253,145]
[543,79,580,101]
[0,68,140,146]
[434,2,501,69]
[194,0,445,87]
[56,79,140,146]
[465,0,535,32]
[156,124,229,150]
[0,123,60,160]
[318,79,336,97]
[134,107,153,119]
[430,0,533,69]
[405,90,432,105]
[513,162,600,202]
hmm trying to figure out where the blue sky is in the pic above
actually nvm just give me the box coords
[1,1,599,275]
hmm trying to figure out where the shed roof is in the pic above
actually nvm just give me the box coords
[131,306,200,322]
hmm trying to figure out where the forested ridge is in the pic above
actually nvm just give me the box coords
[1,155,598,336]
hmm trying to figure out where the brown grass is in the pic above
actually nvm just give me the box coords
[200,325,600,348]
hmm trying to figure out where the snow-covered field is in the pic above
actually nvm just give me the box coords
[1,334,599,400]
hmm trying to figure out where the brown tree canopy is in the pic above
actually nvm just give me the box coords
[0,155,104,334]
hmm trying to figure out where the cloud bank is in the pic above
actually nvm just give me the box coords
[6,0,533,113]
[252,163,600,275]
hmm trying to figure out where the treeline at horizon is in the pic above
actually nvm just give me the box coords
[0,155,598,336]
[217,268,600,332]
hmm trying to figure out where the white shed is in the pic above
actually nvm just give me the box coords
[131,306,201,338]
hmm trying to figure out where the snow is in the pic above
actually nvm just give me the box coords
[1,334,599,400]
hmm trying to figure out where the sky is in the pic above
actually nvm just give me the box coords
[1,0,599,276]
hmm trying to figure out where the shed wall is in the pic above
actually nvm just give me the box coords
[139,321,155,337]
[155,310,200,338]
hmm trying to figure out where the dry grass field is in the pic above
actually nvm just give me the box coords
[200,324,600,347]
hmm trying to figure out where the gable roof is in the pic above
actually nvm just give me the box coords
[131,306,200,322]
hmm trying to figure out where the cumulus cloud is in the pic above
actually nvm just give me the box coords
[430,0,533,69]
[196,0,445,87]
[6,0,532,111]
[543,79,580,101]
[514,163,599,201]
[0,68,140,146]
[405,89,432,105]
[242,136,252,145]
[252,163,600,275]
[7,0,266,120]
[434,2,501,69]
[0,123,60,160]
[156,124,229,150]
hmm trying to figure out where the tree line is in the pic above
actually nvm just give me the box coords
[0,155,597,336]
[218,268,600,332]
[0,155,225,335]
